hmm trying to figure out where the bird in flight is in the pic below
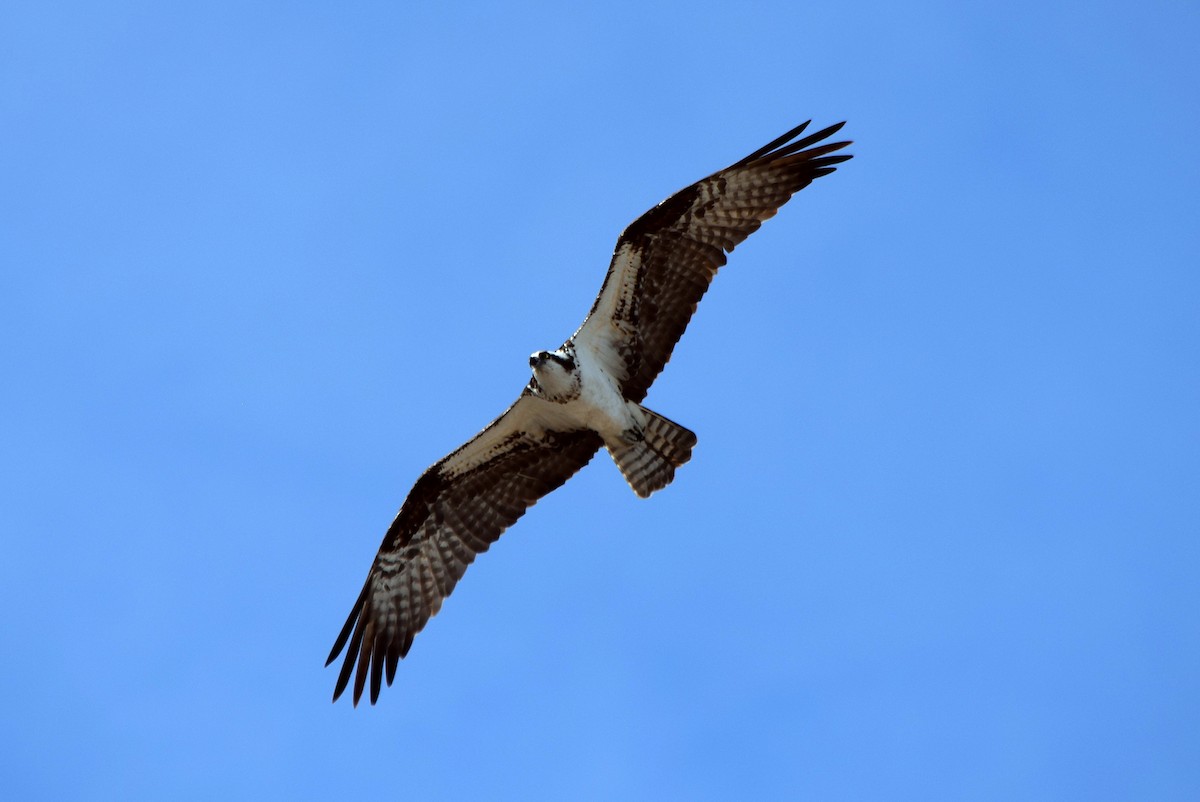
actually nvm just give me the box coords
[327,120,852,704]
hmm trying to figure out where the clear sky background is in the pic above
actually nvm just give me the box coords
[3,1,1198,799]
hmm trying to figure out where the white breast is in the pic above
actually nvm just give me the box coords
[573,340,638,440]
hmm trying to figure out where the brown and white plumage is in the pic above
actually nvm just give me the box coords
[327,392,603,705]
[327,120,851,704]
[573,120,852,402]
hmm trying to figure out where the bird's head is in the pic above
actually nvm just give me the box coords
[528,348,580,401]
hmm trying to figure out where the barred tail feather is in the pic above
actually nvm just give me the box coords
[609,407,697,498]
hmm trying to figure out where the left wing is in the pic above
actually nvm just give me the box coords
[326,390,603,705]
[573,121,852,402]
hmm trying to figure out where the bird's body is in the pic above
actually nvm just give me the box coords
[327,120,852,704]
[530,341,697,498]
[531,345,628,439]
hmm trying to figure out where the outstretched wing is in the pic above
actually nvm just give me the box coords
[326,390,603,705]
[573,121,852,402]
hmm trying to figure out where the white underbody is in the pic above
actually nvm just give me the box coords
[530,339,643,448]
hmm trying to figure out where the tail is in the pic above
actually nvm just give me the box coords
[608,406,698,498]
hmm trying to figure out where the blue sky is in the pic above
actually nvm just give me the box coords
[3,1,1198,799]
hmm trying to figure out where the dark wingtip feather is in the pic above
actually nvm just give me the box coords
[385,648,399,686]
[325,616,352,667]
[326,582,369,667]
[326,628,350,668]
[352,624,373,706]
[772,123,850,160]
[370,638,386,704]
[732,120,852,171]
[332,652,353,703]
[733,120,812,166]
[327,582,373,705]
[332,609,368,703]
[796,141,851,160]
[810,152,854,168]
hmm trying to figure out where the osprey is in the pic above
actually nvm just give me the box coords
[327,120,852,704]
